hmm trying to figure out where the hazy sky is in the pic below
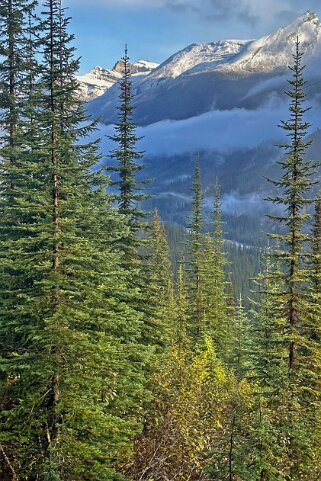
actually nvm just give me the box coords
[63,0,321,73]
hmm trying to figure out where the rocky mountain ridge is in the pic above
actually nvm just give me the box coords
[77,59,159,101]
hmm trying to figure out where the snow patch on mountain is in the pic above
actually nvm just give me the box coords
[77,67,122,101]
[133,60,160,73]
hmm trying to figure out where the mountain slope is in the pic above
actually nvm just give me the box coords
[86,11,321,245]
[88,11,321,125]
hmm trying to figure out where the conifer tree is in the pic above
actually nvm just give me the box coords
[187,156,205,339]
[230,295,252,380]
[0,0,37,151]
[304,197,321,476]
[146,209,175,350]
[106,46,152,362]
[202,180,230,357]
[0,2,147,479]
[265,37,320,478]
[309,196,321,354]
[252,247,288,397]
[175,260,190,351]
[267,37,315,373]
[250,248,289,480]
[107,45,148,261]
[311,196,321,292]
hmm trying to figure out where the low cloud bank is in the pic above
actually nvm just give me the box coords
[92,101,321,159]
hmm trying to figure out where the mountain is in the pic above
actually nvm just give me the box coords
[86,11,321,245]
[77,59,159,101]
[88,11,321,124]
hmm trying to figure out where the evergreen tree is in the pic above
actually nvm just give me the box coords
[230,295,251,380]
[202,180,230,357]
[265,37,320,478]
[305,196,321,476]
[187,156,205,339]
[175,260,190,352]
[250,248,289,480]
[106,45,153,365]
[107,45,148,262]
[252,247,288,396]
[0,0,37,155]
[311,195,321,292]
[0,2,147,479]
[146,209,175,351]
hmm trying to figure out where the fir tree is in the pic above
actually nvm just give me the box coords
[187,156,205,339]
[175,260,190,352]
[265,37,320,478]
[202,180,230,358]
[230,295,252,380]
[146,209,175,350]
[0,2,147,479]
[107,45,148,261]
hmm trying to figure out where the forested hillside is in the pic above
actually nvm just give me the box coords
[0,2,321,481]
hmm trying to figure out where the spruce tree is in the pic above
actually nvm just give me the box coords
[187,156,205,339]
[175,260,190,352]
[0,0,37,154]
[250,248,289,480]
[106,45,152,360]
[311,196,321,292]
[0,2,147,479]
[252,247,288,396]
[146,209,175,351]
[202,180,230,358]
[230,295,252,380]
[265,37,320,478]
[107,45,148,262]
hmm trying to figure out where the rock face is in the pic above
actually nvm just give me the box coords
[112,59,159,75]
[76,60,159,102]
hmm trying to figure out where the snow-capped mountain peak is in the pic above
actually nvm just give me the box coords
[225,10,321,73]
[77,66,122,101]
[147,39,251,81]
[141,10,321,86]
[88,11,321,126]
[77,58,159,101]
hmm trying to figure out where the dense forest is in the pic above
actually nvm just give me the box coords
[0,1,321,481]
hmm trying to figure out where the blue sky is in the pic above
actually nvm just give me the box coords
[64,0,321,74]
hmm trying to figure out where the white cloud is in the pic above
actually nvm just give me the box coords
[65,0,320,26]
[65,0,164,6]
[92,105,279,156]
[89,99,321,160]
